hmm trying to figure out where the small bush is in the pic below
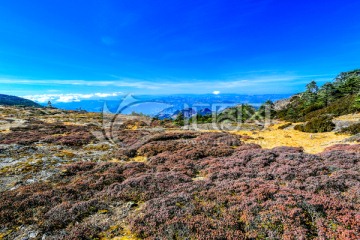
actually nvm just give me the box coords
[338,122,360,135]
[278,123,292,129]
[294,124,304,131]
[295,115,335,133]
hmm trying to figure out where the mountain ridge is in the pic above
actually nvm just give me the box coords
[0,94,42,108]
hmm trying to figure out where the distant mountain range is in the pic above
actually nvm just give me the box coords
[45,94,291,116]
[0,94,42,108]
[157,107,213,120]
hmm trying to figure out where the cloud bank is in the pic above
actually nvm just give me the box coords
[22,92,123,103]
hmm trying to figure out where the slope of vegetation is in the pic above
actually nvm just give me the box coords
[0,94,42,108]
[0,127,359,239]
[0,105,358,239]
[276,69,360,132]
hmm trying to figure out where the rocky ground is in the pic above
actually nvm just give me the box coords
[0,106,359,239]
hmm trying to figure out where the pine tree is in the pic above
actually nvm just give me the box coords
[303,81,318,105]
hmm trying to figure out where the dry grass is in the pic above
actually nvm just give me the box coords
[130,156,148,163]
[334,113,360,121]
[233,122,354,154]
[55,150,76,158]
[108,158,122,163]
[99,225,140,240]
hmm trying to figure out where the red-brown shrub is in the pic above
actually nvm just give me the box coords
[0,131,359,239]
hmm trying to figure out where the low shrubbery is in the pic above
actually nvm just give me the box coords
[294,115,335,133]
[338,122,360,135]
[0,120,97,146]
[1,130,359,239]
[278,122,292,129]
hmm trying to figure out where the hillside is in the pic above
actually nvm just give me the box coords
[0,105,359,239]
[276,69,360,133]
[0,94,42,108]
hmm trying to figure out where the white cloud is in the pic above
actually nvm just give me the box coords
[22,92,123,103]
[57,95,81,103]
[213,91,220,95]
[94,92,121,97]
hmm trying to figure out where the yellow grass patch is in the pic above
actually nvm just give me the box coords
[0,230,11,240]
[130,156,148,163]
[62,122,76,125]
[100,225,139,240]
[111,235,139,240]
[192,176,207,181]
[84,143,111,151]
[192,171,208,181]
[233,122,353,154]
[108,158,122,163]
[55,150,76,158]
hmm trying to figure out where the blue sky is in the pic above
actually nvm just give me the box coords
[1,0,360,102]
